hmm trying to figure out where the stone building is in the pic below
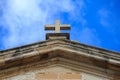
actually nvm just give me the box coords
[0,20,120,80]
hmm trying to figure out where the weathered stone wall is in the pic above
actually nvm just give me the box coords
[4,66,109,80]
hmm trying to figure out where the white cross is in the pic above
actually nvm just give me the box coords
[45,20,70,33]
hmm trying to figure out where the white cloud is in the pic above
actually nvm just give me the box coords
[78,27,101,46]
[0,0,86,49]
[98,8,111,27]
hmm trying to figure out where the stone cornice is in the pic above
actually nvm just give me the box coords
[0,39,120,76]
[0,39,120,60]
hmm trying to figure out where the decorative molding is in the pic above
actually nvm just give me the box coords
[0,39,120,80]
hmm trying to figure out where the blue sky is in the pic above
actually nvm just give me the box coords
[0,0,120,52]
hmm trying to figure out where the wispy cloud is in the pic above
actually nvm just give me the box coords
[97,7,120,51]
[77,27,101,46]
[98,7,118,32]
[98,8,111,27]
[0,0,86,49]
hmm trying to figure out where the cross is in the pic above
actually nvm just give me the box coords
[45,20,70,33]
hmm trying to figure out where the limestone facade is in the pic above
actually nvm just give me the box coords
[4,66,109,80]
